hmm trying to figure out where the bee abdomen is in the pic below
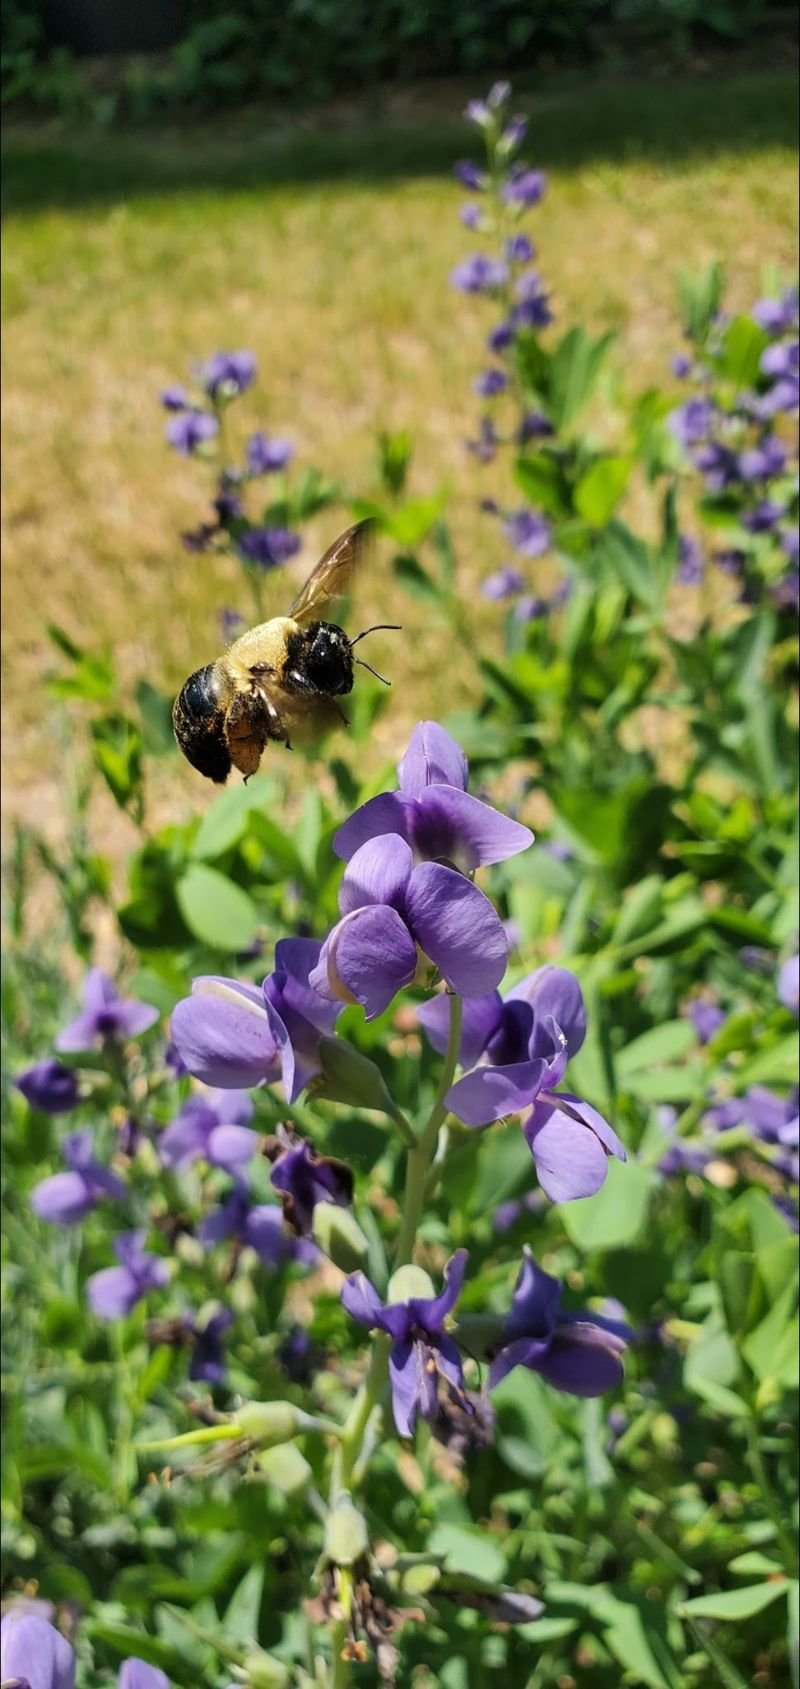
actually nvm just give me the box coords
[173,664,232,784]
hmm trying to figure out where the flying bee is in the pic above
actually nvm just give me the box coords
[172,519,398,783]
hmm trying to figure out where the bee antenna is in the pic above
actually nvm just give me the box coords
[354,656,391,686]
[349,624,402,649]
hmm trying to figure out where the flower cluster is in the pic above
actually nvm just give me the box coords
[450,82,563,606]
[669,290,799,609]
[0,1606,177,1689]
[158,348,312,579]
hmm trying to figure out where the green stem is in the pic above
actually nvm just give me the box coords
[746,1414,798,1574]
[394,993,463,1266]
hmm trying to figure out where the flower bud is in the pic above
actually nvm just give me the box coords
[325,1498,369,1567]
[313,1036,399,1116]
[258,1442,313,1496]
[387,1264,435,1303]
[312,1202,370,1274]
[236,1400,303,1447]
[243,1648,291,1688]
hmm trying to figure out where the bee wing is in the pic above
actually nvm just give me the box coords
[288,519,375,626]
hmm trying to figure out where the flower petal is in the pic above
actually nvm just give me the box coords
[554,1093,627,1162]
[504,1246,562,1342]
[342,1271,391,1333]
[397,722,468,796]
[530,1320,626,1396]
[405,863,508,997]
[447,1059,548,1127]
[410,786,533,869]
[525,1103,613,1202]
[158,1101,212,1168]
[434,1332,467,1394]
[488,1334,550,1389]
[417,989,503,1067]
[508,965,587,1057]
[0,1613,76,1689]
[388,1338,419,1436]
[87,1265,140,1319]
[314,906,417,1020]
[31,1172,93,1226]
[409,1248,468,1331]
[272,938,340,1035]
[339,834,413,915]
[119,1661,171,1689]
[207,1124,260,1168]
[170,977,280,1089]
[333,792,412,861]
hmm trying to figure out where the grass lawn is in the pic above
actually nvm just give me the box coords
[2,68,797,833]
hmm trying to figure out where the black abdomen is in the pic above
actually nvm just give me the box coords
[172,664,232,783]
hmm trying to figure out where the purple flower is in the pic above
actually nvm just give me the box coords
[549,578,573,610]
[482,566,524,600]
[669,397,714,446]
[159,1089,258,1173]
[738,435,788,480]
[219,607,246,641]
[742,499,786,533]
[16,1058,79,1115]
[501,169,547,208]
[466,416,499,461]
[473,368,508,397]
[450,254,509,295]
[677,534,704,585]
[753,291,799,335]
[778,956,799,1014]
[188,1308,233,1384]
[342,1252,468,1436]
[88,1230,169,1320]
[239,527,302,569]
[166,410,219,455]
[213,481,244,524]
[759,374,800,416]
[0,1612,75,1689]
[118,1662,170,1689]
[246,431,294,474]
[170,939,341,1103]
[487,320,514,354]
[688,1001,726,1044]
[56,970,158,1052]
[515,594,549,622]
[518,409,554,442]
[199,1187,316,1268]
[268,1126,353,1236]
[278,1323,319,1383]
[505,233,534,264]
[694,441,740,491]
[310,834,510,1017]
[707,1086,798,1148]
[773,568,800,612]
[511,271,552,329]
[459,203,483,229]
[201,349,257,399]
[333,720,533,874]
[420,965,626,1201]
[502,116,528,148]
[671,354,692,378]
[503,508,551,557]
[715,546,746,576]
[781,527,799,564]
[761,343,799,381]
[454,160,484,190]
[31,1130,126,1225]
[160,385,189,412]
[488,1248,629,1394]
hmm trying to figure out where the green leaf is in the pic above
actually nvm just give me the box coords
[733,1036,799,1089]
[426,1524,506,1585]
[223,1563,264,1643]
[729,1552,785,1576]
[385,493,447,547]
[742,1279,799,1387]
[175,865,258,951]
[684,1312,741,1404]
[561,1158,654,1252]
[574,455,631,527]
[514,451,571,517]
[681,1580,790,1621]
[191,777,273,860]
[392,552,443,606]
[550,325,615,429]
[718,314,769,386]
[616,1020,695,1075]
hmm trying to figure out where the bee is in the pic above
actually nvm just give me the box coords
[173,519,397,783]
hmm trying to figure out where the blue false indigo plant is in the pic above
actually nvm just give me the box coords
[20,722,632,1683]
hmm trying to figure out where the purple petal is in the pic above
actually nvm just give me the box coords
[504,1247,562,1342]
[119,1662,171,1689]
[113,1001,159,1039]
[508,966,587,1058]
[388,1338,419,1436]
[419,989,504,1068]
[333,792,412,861]
[272,938,340,1035]
[170,977,280,1088]
[16,1059,79,1115]
[339,834,413,915]
[342,1271,392,1332]
[525,1103,613,1202]
[408,1249,468,1331]
[31,1172,94,1225]
[0,1613,76,1689]
[405,863,508,997]
[778,955,799,1015]
[199,1189,246,1247]
[87,1265,141,1319]
[207,1124,260,1168]
[554,1093,627,1161]
[529,1320,627,1396]
[434,1332,467,1393]
[158,1102,212,1168]
[397,722,469,797]
[488,1334,549,1389]
[312,907,417,1020]
[409,787,533,870]
[447,1059,548,1127]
